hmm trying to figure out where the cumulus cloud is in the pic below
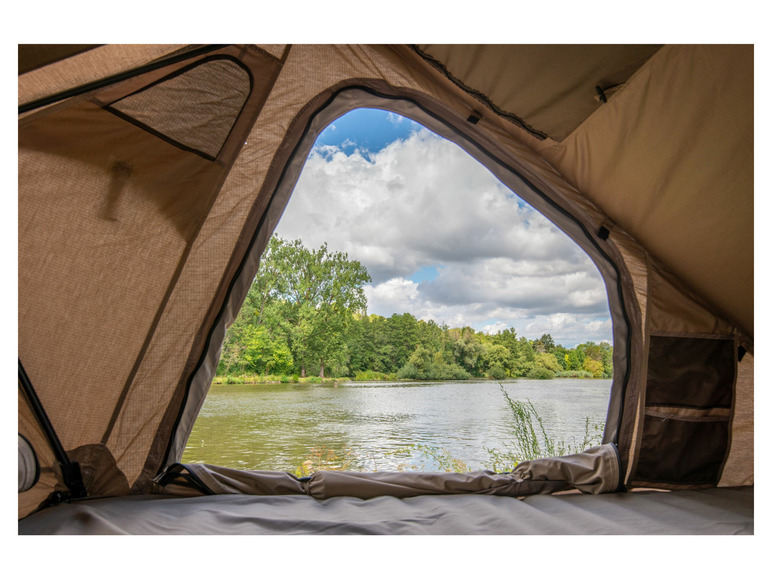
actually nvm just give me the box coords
[274,127,612,347]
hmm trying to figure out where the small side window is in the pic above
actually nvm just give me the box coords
[109,58,251,159]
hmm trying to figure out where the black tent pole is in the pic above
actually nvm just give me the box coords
[18,359,87,499]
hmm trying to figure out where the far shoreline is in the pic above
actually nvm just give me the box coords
[211,374,609,386]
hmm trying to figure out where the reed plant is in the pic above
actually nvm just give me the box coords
[484,384,604,472]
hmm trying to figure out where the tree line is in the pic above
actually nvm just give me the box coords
[217,236,613,381]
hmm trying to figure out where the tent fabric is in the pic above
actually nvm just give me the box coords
[18,44,753,528]
[156,444,621,499]
[18,44,101,75]
[413,44,663,141]
[18,487,753,535]
[542,44,753,338]
[18,44,186,110]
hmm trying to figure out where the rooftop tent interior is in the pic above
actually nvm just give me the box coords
[17,44,753,534]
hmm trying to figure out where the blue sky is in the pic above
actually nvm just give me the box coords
[275,108,612,347]
[315,108,422,156]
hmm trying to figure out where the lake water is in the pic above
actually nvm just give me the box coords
[181,378,612,472]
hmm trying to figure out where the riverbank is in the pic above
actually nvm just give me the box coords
[212,370,601,386]
[212,373,340,385]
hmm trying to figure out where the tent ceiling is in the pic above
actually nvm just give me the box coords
[18,44,102,75]
[415,44,663,141]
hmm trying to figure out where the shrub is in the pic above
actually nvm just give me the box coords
[555,370,594,378]
[280,375,290,383]
[396,360,471,381]
[354,369,390,381]
[487,363,507,381]
[396,362,418,380]
[526,367,555,380]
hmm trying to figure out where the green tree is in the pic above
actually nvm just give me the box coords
[583,357,604,378]
[255,236,371,377]
[535,352,561,373]
[483,344,513,378]
[539,333,556,352]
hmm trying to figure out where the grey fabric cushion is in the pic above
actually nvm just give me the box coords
[18,487,753,535]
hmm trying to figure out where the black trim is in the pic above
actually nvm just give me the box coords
[103,107,218,162]
[160,84,634,470]
[103,55,255,162]
[154,463,215,495]
[19,45,229,115]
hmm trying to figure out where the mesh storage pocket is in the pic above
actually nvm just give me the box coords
[632,335,735,487]
[635,411,730,485]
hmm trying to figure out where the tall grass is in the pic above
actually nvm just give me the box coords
[484,384,604,472]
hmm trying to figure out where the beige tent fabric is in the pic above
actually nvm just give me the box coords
[18,45,185,108]
[255,44,288,60]
[543,44,753,338]
[415,44,662,141]
[720,353,754,487]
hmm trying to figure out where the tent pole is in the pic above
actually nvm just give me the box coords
[18,359,87,499]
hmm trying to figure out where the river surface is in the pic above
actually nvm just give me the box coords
[181,378,612,472]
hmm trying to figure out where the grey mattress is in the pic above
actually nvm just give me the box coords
[18,486,753,535]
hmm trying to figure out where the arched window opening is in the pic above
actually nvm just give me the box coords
[182,107,614,474]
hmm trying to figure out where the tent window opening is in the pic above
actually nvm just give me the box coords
[181,107,614,474]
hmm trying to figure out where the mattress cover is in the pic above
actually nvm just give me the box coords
[18,486,753,535]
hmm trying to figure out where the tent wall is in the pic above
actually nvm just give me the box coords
[18,44,753,519]
[541,44,754,338]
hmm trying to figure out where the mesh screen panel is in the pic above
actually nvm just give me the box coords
[111,59,251,158]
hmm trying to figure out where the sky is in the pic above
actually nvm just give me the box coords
[274,108,612,348]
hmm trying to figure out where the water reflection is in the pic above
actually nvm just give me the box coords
[182,379,612,472]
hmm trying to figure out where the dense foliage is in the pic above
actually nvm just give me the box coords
[217,237,613,380]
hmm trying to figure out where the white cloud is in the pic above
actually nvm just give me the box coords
[386,112,404,125]
[275,127,612,347]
